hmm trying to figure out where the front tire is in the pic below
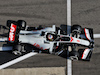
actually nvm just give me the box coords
[69,51,79,60]
[71,25,82,33]
[60,24,67,34]
[71,25,82,38]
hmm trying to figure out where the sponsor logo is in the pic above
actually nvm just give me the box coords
[33,43,43,50]
[77,40,80,42]
[70,37,73,42]
[9,24,17,41]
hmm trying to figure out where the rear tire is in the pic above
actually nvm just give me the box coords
[17,20,26,30]
[6,20,16,27]
[13,44,22,55]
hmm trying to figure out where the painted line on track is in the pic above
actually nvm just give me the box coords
[67,59,72,75]
[0,52,37,69]
[67,0,71,26]
[94,34,100,38]
[67,0,72,75]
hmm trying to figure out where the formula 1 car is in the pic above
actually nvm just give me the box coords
[0,20,94,61]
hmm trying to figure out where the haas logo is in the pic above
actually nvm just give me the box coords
[9,24,17,41]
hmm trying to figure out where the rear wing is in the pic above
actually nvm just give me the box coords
[8,23,18,42]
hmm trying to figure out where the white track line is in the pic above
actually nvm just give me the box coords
[67,0,72,75]
[94,34,100,38]
[67,59,72,75]
[67,0,71,26]
[0,52,37,69]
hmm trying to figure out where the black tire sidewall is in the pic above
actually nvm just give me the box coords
[17,20,26,30]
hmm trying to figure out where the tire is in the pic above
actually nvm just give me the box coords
[69,51,79,60]
[6,20,16,27]
[13,44,22,55]
[71,24,82,34]
[17,20,26,30]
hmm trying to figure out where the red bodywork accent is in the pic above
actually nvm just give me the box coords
[56,46,58,49]
[33,43,43,50]
[70,37,73,42]
[77,40,80,42]
[81,48,88,59]
[8,24,17,42]
[44,49,48,50]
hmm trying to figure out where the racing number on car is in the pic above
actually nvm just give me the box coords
[9,24,17,41]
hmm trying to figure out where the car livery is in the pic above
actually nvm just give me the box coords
[0,20,94,61]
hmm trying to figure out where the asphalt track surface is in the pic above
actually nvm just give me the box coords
[0,0,67,68]
[72,0,100,75]
[0,0,100,75]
